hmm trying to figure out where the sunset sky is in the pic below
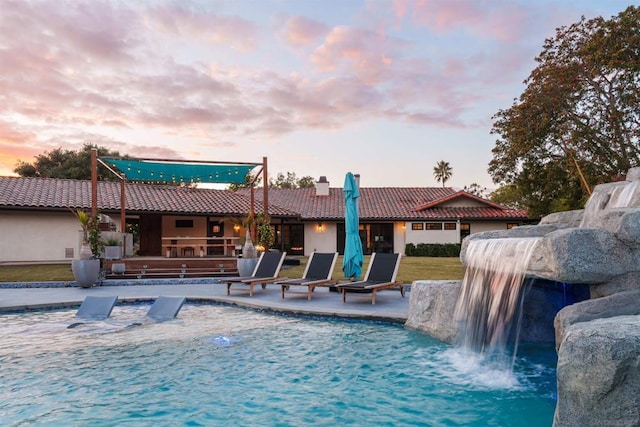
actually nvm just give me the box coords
[0,0,631,189]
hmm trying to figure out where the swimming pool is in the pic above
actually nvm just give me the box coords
[1,304,557,426]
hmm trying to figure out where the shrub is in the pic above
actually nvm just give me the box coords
[405,243,461,257]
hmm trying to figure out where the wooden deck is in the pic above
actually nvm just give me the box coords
[102,257,239,279]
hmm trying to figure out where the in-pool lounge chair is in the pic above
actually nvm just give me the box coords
[68,295,118,328]
[222,251,287,296]
[146,296,186,321]
[335,253,405,304]
[277,252,338,300]
[126,296,186,327]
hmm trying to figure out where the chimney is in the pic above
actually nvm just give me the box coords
[315,176,329,196]
[354,174,360,189]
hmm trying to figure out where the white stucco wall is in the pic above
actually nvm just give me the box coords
[0,210,83,263]
[394,222,406,254]
[470,221,513,234]
[304,223,336,255]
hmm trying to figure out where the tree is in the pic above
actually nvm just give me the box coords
[228,173,262,191]
[489,6,640,218]
[14,144,124,181]
[296,176,316,188]
[270,172,298,188]
[433,161,453,187]
[463,183,488,198]
[269,172,316,188]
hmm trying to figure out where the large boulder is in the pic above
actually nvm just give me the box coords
[405,280,460,343]
[538,209,584,228]
[554,315,640,427]
[527,227,635,284]
[591,271,640,298]
[555,289,640,349]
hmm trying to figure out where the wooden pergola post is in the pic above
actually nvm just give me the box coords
[91,148,98,218]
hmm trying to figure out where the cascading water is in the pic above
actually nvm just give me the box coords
[580,180,639,227]
[454,237,541,367]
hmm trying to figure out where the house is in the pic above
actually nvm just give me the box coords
[0,176,528,263]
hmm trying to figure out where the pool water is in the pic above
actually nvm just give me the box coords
[0,304,557,426]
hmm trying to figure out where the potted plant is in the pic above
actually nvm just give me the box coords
[70,209,101,288]
[103,236,122,260]
[256,213,275,252]
[235,214,258,276]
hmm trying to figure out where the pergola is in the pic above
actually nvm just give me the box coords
[89,148,269,233]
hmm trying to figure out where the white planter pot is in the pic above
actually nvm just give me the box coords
[72,259,101,288]
[236,258,258,277]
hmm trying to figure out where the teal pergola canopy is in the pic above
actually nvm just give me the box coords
[103,158,261,184]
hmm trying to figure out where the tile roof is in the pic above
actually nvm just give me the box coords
[0,177,528,221]
[0,177,296,217]
[239,187,528,221]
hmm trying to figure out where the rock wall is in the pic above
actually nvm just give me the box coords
[405,280,460,343]
[554,315,640,427]
[407,168,640,427]
[406,279,589,345]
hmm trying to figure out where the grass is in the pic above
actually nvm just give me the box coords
[0,256,465,283]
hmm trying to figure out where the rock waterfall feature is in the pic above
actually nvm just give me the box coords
[406,167,640,427]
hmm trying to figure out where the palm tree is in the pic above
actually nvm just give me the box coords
[433,161,453,187]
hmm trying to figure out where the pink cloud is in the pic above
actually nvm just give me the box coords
[403,0,531,42]
[146,4,259,52]
[280,15,329,46]
[311,26,405,85]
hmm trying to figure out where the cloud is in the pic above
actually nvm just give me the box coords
[145,3,259,52]
[280,15,329,47]
[400,0,531,42]
[0,0,563,175]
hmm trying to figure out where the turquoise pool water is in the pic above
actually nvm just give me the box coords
[0,304,557,426]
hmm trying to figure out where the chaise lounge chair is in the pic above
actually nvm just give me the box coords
[222,251,287,296]
[335,253,404,304]
[68,295,118,328]
[276,252,338,300]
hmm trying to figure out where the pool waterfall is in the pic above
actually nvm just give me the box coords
[454,237,541,365]
[407,167,640,426]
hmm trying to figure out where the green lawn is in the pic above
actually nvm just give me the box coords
[0,256,464,283]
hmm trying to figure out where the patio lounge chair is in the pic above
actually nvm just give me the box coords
[335,253,405,304]
[68,295,118,328]
[277,252,338,300]
[223,251,287,296]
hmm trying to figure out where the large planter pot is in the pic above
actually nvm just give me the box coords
[72,259,101,288]
[104,246,121,260]
[237,257,258,277]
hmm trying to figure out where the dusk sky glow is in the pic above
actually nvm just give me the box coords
[0,0,632,189]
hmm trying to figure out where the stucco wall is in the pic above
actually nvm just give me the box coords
[0,210,81,263]
[406,228,459,244]
[470,221,512,234]
[304,223,336,255]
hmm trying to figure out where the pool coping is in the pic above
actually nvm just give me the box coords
[0,279,409,324]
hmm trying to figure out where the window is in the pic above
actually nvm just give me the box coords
[507,223,519,229]
[425,223,443,230]
[460,223,471,239]
[411,223,424,230]
[444,223,457,230]
[175,219,193,228]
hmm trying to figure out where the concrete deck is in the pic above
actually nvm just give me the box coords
[0,279,409,323]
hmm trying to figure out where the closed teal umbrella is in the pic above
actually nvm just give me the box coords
[342,172,364,280]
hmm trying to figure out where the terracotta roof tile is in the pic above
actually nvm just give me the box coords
[0,177,528,220]
[241,187,528,220]
[0,177,296,217]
